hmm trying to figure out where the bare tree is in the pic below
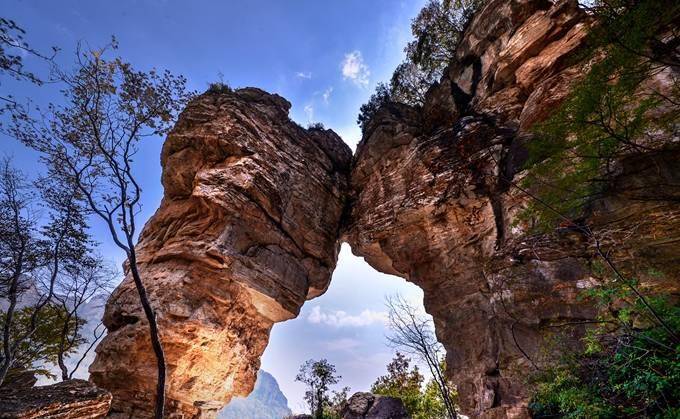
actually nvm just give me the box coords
[9,40,192,417]
[385,294,457,419]
[53,255,114,381]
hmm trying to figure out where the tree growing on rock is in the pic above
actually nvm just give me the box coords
[8,39,193,418]
[371,352,424,416]
[357,0,484,131]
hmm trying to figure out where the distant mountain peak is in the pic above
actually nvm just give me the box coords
[219,370,291,419]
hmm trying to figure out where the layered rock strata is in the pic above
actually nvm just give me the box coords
[90,1,679,418]
[89,88,352,417]
[0,380,112,418]
[345,0,679,417]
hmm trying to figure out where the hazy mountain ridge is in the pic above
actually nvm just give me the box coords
[219,370,291,419]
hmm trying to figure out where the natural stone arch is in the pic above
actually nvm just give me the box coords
[90,0,680,417]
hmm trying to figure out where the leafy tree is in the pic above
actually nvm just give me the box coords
[8,39,192,417]
[326,386,351,418]
[0,158,95,385]
[295,358,342,419]
[420,378,450,419]
[404,0,480,79]
[357,82,391,131]
[357,0,484,131]
[0,305,83,381]
[372,352,458,419]
[371,352,424,415]
[0,17,56,86]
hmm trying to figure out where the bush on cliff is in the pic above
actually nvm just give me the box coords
[521,0,680,231]
[357,0,484,131]
[529,275,680,418]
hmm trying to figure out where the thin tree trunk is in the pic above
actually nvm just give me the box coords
[127,247,166,419]
[57,310,73,381]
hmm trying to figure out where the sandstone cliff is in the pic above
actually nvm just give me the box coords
[89,1,679,418]
[344,0,679,417]
[89,88,352,417]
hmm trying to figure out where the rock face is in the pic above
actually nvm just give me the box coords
[341,392,410,419]
[89,1,679,418]
[345,0,679,417]
[89,88,352,417]
[0,379,112,418]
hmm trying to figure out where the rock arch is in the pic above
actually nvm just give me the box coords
[90,1,680,417]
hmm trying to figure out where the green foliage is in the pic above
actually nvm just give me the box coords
[0,305,85,380]
[296,358,343,419]
[206,81,232,94]
[371,352,425,415]
[357,82,391,131]
[357,0,484,131]
[530,279,680,418]
[372,353,456,419]
[521,0,680,231]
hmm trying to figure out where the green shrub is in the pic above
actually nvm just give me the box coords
[530,280,680,418]
[206,81,232,94]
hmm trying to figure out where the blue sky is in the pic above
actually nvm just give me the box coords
[3,0,430,412]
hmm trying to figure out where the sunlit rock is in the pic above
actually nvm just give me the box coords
[89,88,351,417]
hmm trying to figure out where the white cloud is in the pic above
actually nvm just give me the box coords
[303,104,314,123]
[308,306,388,327]
[322,86,333,104]
[341,51,370,87]
[296,71,312,79]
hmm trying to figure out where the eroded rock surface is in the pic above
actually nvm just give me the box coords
[89,1,679,418]
[345,0,679,417]
[89,88,351,417]
[0,379,112,418]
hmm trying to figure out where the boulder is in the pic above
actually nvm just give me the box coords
[0,379,111,418]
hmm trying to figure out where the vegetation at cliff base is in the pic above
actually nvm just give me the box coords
[295,358,348,419]
[530,275,680,418]
[371,352,456,419]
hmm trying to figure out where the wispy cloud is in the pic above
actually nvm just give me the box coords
[296,71,312,79]
[308,306,388,327]
[322,86,333,104]
[323,338,362,352]
[304,104,314,123]
[341,51,370,87]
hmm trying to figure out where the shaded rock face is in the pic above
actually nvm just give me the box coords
[345,0,679,418]
[0,379,112,418]
[89,88,352,417]
[341,392,410,419]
